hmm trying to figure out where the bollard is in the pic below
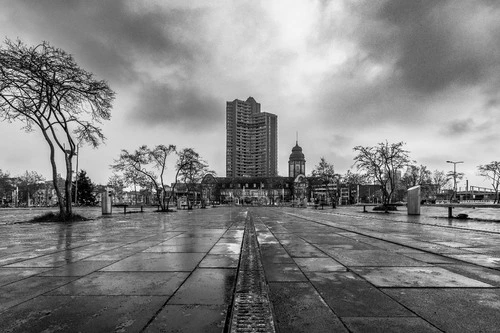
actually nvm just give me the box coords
[101,188,113,215]
[407,185,421,215]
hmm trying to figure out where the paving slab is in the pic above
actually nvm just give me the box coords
[100,252,205,272]
[439,263,500,287]
[293,257,347,272]
[168,268,236,305]
[384,288,500,332]
[0,276,78,312]
[263,262,308,282]
[352,266,493,287]
[0,295,165,333]
[0,267,49,286]
[342,317,441,333]
[446,253,500,268]
[269,282,348,333]
[306,272,414,317]
[48,271,189,296]
[325,249,430,267]
[199,254,240,268]
[38,260,115,276]
[145,304,228,333]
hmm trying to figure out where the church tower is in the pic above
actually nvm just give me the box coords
[288,139,306,178]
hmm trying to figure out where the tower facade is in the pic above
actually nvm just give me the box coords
[288,141,306,178]
[226,97,278,177]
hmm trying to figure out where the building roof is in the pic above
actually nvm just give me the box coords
[289,142,305,161]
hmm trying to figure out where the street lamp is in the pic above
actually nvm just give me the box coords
[446,160,463,202]
[74,144,80,205]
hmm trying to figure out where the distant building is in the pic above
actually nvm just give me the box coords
[226,97,277,177]
[288,140,306,178]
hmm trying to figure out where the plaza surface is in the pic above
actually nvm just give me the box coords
[0,206,500,332]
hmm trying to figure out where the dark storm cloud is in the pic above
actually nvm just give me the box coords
[5,0,206,83]
[361,0,500,94]
[132,82,221,130]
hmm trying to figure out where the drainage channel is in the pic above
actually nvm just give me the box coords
[228,213,276,333]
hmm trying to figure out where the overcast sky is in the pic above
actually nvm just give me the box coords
[1,0,499,188]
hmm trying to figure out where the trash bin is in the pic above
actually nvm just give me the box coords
[101,188,113,215]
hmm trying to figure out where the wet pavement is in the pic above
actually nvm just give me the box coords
[0,206,500,332]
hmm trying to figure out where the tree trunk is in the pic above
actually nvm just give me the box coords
[63,154,73,217]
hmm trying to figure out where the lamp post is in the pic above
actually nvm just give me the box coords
[74,144,79,205]
[446,160,463,202]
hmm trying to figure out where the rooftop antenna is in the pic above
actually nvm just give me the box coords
[296,131,298,145]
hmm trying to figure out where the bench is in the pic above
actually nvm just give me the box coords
[428,203,500,218]
[356,203,379,212]
[113,204,144,214]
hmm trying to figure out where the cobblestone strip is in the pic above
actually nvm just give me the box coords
[229,213,276,333]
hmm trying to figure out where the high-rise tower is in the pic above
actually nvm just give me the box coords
[226,97,277,177]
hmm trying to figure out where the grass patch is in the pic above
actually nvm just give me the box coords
[30,212,89,223]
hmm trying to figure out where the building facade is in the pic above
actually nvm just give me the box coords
[226,97,278,177]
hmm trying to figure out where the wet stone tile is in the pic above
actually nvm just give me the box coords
[447,254,500,268]
[169,268,236,305]
[199,254,240,268]
[342,317,442,333]
[143,243,213,253]
[384,288,500,333]
[101,252,205,272]
[0,267,50,286]
[144,304,228,333]
[352,266,493,287]
[208,243,241,255]
[48,271,189,296]
[0,252,43,266]
[438,264,500,287]
[401,252,461,264]
[0,276,78,312]
[326,249,430,267]
[263,263,308,282]
[269,282,348,333]
[293,257,346,272]
[38,260,115,276]
[307,272,414,317]
[0,295,165,333]
[281,243,327,258]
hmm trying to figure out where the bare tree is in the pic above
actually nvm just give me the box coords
[111,145,176,211]
[18,170,45,206]
[311,157,339,207]
[353,141,412,205]
[176,148,212,210]
[0,39,115,219]
[107,173,127,203]
[478,161,500,204]
[431,170,449,194]
[401,165,431,188]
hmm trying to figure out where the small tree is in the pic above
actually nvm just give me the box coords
[73,170,96,206]
[123,169,149,205]
[431,170,449,195]
[353,141,412,205]
[0,39,115,220]
[176,148,212,209]
[0,169,14,205]
[111,145,176,211]
[311,157,339,208]
[478,161,500,204]
[18,170,45,206]
[107,173,125,203]
[341,170,370,186]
